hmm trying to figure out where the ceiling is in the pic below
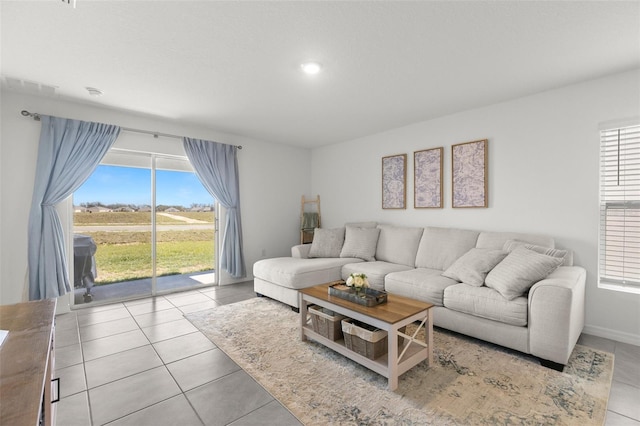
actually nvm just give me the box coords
[1,1,639,148]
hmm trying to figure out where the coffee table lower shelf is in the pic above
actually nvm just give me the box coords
[299,284,433,391]
[301,325,429,380]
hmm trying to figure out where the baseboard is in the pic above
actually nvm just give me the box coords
[583,324,640,347]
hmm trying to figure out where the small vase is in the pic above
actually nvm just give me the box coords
[355,287,365,298]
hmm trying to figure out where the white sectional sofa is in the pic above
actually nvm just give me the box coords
[253,223,586,368]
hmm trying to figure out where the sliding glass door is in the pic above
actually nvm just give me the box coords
[71,150,217,306]
[154,156,216,293]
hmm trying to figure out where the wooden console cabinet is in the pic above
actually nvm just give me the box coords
[0,299,57,426]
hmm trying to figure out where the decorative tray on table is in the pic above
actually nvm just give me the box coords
[328,281,388,307]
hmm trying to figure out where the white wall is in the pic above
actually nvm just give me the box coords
[3,70,639,343]
[311,69,640,345]
[0,91,311,307]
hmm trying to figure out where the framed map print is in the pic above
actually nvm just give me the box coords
[382,154,407,209]
[414,147,443,208]
[452,139,488,208]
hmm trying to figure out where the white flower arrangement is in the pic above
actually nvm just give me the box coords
[346,273,369,289]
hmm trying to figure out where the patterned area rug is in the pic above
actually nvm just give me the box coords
[186,297,613,425]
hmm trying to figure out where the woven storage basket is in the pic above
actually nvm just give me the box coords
[341,319,388,360]
[309,305,346,341]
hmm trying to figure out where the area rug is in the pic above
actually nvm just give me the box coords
[185,298,614,425]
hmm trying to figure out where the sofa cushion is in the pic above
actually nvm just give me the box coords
[253,257,363,290]
[485,246,563,300]
[415,227,480,270]
[345,221,378,228]
[385,268,458,306]
[476,231,554,251]
[375,225,424,267]
[308,227,345,258]
[292,244,311,258]
[342,261,414,291]
[442,248,508,286]
[503,239,572,266]
[444,284,528,326]
[340,226,380,261]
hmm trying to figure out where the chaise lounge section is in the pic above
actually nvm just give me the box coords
[253,223,585,368]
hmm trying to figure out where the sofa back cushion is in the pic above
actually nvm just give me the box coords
[345,221,378,228]
[375,225,424,267]
[476,231,554,251]
[415,227,480,271]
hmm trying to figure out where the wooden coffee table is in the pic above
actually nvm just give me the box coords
[299,283,433,390]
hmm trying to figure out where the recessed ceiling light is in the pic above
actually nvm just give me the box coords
[85,87,103,97]
[301,62,322,75]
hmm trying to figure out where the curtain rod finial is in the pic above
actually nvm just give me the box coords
[21,110,41,121]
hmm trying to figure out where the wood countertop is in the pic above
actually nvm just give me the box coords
[0,299,57,426]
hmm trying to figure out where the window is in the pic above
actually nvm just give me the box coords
[71,148,217,306]
[599,124,640,293]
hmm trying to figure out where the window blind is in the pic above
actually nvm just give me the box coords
[599,124,640,289]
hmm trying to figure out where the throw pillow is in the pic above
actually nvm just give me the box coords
[442,248,508,287]
[308,227,345,258]
[503,240,568,264]
[340,227,381,261]
[485,246,563,300]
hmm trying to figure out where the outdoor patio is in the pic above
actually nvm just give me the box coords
[73,271,217,307]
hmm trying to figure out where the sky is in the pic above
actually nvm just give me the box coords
[74,165,214,207]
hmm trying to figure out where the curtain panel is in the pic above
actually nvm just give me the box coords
[183,138,246,278]
[28,116,120,300]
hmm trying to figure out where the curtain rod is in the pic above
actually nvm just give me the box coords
[20,110,242,149]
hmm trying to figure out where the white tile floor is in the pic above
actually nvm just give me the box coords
[54,282,640,425]
[55,282,301,426]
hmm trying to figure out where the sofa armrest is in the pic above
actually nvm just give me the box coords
[528,266,586,365]
[292,244,311,258]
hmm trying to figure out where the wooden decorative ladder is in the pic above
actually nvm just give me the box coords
[300,195,321,244]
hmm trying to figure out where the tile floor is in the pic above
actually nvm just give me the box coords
[55,281,301,426]
[54,282,640,425]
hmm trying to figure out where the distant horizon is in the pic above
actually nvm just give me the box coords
[74,165,214,207]
[75,202,213,209]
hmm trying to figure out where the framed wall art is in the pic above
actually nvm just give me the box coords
[382,154,407,209]
[452,139,488,208]
[414,147,443,208]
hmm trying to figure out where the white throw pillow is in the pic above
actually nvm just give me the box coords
[442,248,508,287]
[485,246,563,300]
[308,227,345,258]
[340,227,380,261]
[503,240,568,264]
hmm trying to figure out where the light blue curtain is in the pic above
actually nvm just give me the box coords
[183,138,246,278]
[28,116,120,300]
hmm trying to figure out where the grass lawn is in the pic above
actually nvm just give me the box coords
[74,211,214,226]
[94,240,214,283]
[170,212,214,222]
[86,230,213,245]
[74,216,215,285]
